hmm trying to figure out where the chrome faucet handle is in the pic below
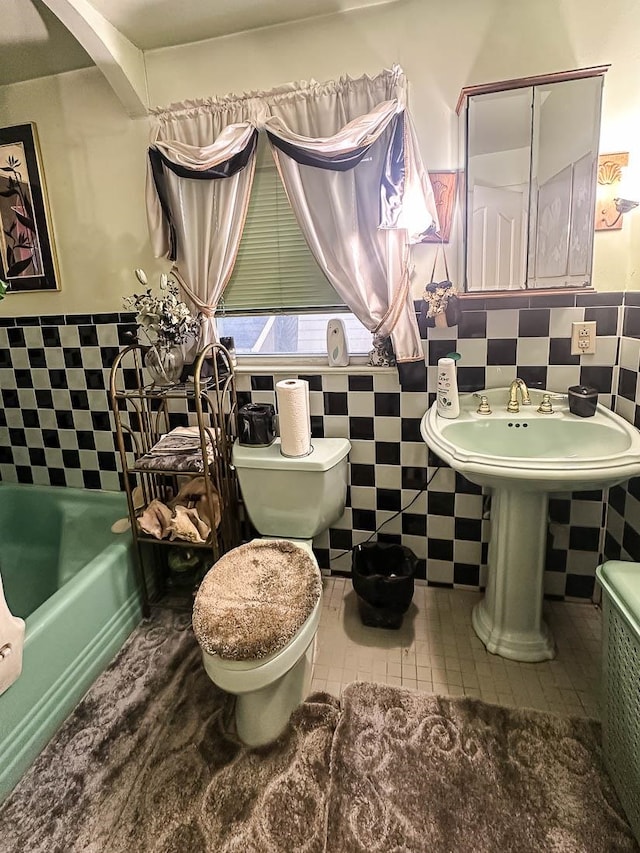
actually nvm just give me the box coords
[537,393,554,414]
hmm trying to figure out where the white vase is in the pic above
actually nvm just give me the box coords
[144,344,184,386]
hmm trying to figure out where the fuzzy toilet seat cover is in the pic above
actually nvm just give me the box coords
[192,539,322,661]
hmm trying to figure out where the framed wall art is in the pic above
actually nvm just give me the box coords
[422,170,459,243]
[0,123,60,292]
[595,152,630,231]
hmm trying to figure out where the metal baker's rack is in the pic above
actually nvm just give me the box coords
[109,343,241,615]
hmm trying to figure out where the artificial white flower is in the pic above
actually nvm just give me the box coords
[124,269,199,348]
[423,281,457,319]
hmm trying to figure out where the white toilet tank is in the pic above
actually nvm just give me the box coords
[232,438,351,539]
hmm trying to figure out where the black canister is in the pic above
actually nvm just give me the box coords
[237,403,277,446]
[568,385,598,418]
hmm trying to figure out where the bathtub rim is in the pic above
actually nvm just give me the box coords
[0,483,142,803]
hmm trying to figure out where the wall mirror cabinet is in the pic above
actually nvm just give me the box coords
[457,67,607,293]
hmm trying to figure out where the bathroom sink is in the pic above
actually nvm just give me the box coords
[421,386,640,492]
[421,386,640,662]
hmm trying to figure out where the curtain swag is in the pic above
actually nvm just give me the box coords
[145,66,438,364]
[152,131,258,180]
[265,131,375,172]
[148,129,259,262]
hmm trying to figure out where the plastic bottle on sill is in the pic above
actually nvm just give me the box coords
[436,356,460,418]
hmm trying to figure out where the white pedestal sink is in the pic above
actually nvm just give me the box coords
[421,387,640,662]
[473,489,553,661]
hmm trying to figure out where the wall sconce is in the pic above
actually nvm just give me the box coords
[596,153,638,230]
[608,197,639,227]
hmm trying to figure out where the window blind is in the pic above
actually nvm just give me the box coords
[221,147,344,314]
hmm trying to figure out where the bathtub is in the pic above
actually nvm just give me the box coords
[0,483,142,802]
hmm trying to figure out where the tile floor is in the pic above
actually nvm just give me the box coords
[311,577,602,719]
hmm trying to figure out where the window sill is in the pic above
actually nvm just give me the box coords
[235,356,395,375]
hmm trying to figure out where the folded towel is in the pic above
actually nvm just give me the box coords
[137,478,222,543]
[135,427,218,473]
[168,505,210,544]
[142,426,211,455]
[194,492,221,531]
[138,499,173,540]
[171,476,210,502]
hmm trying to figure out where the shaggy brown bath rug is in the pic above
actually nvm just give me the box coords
[326,682,638,853]
[0,609,339,853]
[1,611,637,852]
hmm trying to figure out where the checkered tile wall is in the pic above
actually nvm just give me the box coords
[0,312,136,490]
[606,291,640,567]
[239,291,626,600]
[0,290,634,600]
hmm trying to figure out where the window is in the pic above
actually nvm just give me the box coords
[218,138,371,356]
[217,311,372,356]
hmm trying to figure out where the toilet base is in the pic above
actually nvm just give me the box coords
[235,635,316,747]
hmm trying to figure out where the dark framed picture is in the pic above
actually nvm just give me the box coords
[0,123,60,292]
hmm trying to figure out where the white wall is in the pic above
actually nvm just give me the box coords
[1,0,639,315]
[0,69,153,316]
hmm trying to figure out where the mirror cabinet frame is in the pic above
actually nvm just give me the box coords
[456,65,609,301]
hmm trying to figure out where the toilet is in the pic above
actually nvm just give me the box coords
[192,436,350,746]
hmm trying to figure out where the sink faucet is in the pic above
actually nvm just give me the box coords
[507,378,531,413]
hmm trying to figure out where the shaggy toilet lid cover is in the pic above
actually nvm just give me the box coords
[192,539,322,660]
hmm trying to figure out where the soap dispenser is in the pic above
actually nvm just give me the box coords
[437,356,460,418]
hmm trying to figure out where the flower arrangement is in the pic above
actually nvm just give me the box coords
[423,280,457,319]
[124,269,199,348]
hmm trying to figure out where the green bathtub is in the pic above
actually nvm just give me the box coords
[0,483,142,802]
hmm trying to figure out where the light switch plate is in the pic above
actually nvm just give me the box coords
[570,320,597,355]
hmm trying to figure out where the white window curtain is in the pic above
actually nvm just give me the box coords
[145,100,259,349]
[145,66,437,362]
[262,67,437,362]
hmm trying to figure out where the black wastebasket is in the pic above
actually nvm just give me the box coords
[351,542,416,629]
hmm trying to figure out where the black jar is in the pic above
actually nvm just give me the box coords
[568,385,598,418]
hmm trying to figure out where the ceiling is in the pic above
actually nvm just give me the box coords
[1,0,394,87]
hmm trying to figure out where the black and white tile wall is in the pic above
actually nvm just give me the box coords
[0,313,136,491]
[239,291,626,599]
[606,291,640,566]
[0,290,636,601]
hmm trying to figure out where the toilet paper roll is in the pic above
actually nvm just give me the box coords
[276,379,311,457]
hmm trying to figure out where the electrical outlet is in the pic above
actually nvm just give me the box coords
[570,320,597,355]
